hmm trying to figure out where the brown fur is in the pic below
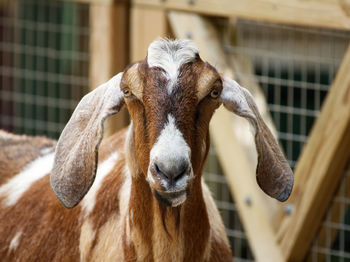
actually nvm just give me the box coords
[0,127,231,262]
[0,130,55,184]
[0,166,81,262]
[117,55,231,261]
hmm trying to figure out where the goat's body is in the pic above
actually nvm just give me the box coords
[0,38,294,262]
[0,129,231,261]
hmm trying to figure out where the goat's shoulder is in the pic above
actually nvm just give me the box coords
[79,127,129,220]
[202,181,232,261]
[0,130,56,184]
[98,127,128,162]
[0,128,128,261]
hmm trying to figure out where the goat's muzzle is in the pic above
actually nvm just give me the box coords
[147,158,194,207]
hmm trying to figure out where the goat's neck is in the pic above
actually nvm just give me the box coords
[124,124,211,261]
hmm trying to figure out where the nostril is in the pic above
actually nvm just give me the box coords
[153,161,189,181]
[153,162,169,179]
[154,162,160,174]
[173,164,188,181]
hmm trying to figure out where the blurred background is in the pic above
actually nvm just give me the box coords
[1,0,350,261]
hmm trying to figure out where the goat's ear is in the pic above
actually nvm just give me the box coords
[50,73,124,208]
[220,77,294,202]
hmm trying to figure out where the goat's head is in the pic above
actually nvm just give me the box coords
[121,40,224,207]
[50,39,294,209]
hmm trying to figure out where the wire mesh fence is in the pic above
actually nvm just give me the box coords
[0,0,89,139]
[308,163,350,262]
[204,18,350,261]
[1,1,350,260]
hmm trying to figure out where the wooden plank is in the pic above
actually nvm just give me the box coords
[168,11,284,262]
[278,45,350,261]
[211,108,284,262]
[89,2,129,136]
[305,164,350,262]
[226,42,282,225]
[130,6,169,62]
[134,0,350,30]
[168,12,234,78]
[71,0,125,4]
[73,0,113,4]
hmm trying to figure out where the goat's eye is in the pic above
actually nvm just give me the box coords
[123,88,132,97]
[210,89,220,99]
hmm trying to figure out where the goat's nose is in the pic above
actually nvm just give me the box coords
[153,160,189,181]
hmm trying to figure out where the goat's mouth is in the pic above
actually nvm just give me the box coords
[146,156,194,207]
[146,161,194,207]
[153,189,188,207]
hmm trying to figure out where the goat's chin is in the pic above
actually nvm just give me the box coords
[153,190,188,207]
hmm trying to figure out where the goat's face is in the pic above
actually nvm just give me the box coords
[50,39,294,209]
[121,40,222,206]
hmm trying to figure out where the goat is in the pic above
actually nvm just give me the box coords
[0,39,293,261]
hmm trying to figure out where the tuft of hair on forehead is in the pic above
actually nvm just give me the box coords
[147,39,199,88]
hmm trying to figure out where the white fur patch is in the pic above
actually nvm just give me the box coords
[120,167,132,244]
[148,114,193,196]
[0,130,20,140]
[40,147,53,155]
[150,114,190,162]
[0,132,11,139]
[119,167,132,216]
[0,152,55,206]
[83,168,132,261]
[147,39,199,94]
[9,231,22,251]
[149,114,191,176]
[201,139,207,158]
[125,123,141,177]
[81,152,119,217]
[79,219,96,261]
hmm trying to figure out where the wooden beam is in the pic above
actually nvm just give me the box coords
[305,165,350,262]
[89,2,129,136]
[71,0,125,4]
[278,45,350,261]
[226,40,282,226]
[168,11,284,262]
[168,12,233,78]
[134,0,350,31]
[130,5,169,62]
[211,108,284,262]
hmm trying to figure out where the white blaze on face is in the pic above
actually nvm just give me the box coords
[147,39,199,94]
[147,114,192,186]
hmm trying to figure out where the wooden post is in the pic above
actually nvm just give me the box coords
[278,45,350,262]
[211,108,285,262]
[89,1,129,136]
[130,4,169,62]
[305,165,350,262]
[133,0,350,31]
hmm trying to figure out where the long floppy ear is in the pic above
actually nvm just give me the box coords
[50,73,124,208]
[221,77,294,202]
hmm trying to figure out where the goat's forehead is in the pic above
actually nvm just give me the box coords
[147,39,199,72]
[124,39,220,100]
[147,39,199,93]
